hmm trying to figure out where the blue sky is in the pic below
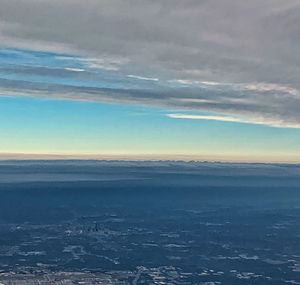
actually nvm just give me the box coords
[0,0,300,162]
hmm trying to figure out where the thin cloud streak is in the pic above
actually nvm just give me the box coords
[167,114,300,129]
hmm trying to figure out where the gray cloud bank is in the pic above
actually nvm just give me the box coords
[1,0,300,127]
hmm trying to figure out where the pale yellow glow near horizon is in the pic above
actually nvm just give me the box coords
[0,152,299,164]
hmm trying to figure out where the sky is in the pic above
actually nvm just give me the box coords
[0,0,300,162]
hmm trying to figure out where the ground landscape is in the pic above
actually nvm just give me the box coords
[0,161,299,284]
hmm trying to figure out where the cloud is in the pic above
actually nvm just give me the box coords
[127,75,159,81]
[167,114,255,123]
[1,0,300,81]
[1,48,300,129]
[64,67,85,72]
[166,114,300,129]
[0,1,300,128]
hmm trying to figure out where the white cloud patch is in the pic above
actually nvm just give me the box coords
[64,67,85,72]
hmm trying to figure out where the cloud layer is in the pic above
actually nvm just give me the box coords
[0,0,300,128]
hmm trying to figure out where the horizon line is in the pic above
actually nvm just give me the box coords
[0,152,299,164]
